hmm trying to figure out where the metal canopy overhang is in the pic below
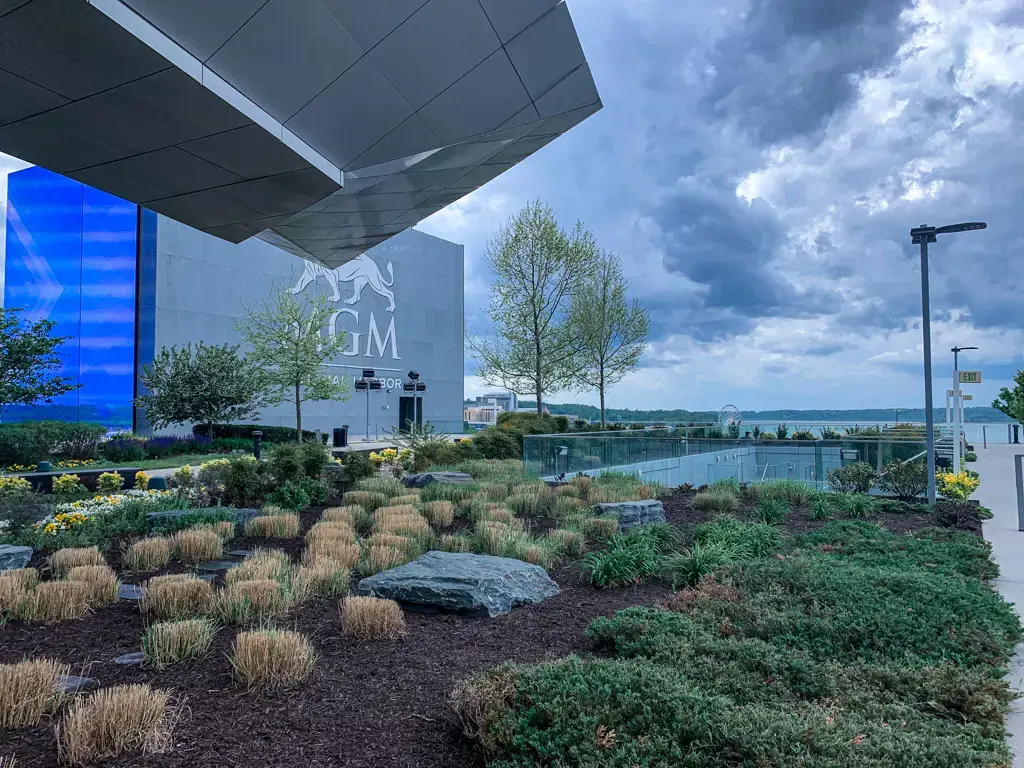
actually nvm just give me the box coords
[0,0,601,268]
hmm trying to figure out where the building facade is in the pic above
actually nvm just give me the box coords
[2,164,465,435]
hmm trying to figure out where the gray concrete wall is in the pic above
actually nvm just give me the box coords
[140,219,464,436]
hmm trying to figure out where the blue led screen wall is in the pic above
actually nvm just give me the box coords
[3,166,138,428]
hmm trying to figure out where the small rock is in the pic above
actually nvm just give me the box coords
[403,472,474,489]
[118,584,145,601]
[194,560,239,573]
[0,544,33,572]
[225,550,253,559]
[55,675,99,694]
[356,551,559,617]
[592,500,666,531]
[114,652,144,666]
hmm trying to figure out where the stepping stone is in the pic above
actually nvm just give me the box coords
[592,500,666,531]
[114,652,144,666]
[195,560,239,573]
[356,551,559,618]
[0,544,33,572]
[118,584,145,601]
[225,550,253,559]
[55,675,99,694]
[403,471,474,489]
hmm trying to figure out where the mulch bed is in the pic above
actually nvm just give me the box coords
[0,491,966,767]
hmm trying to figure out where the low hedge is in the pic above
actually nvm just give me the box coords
[192,424,318,443]
[0,421,108,465]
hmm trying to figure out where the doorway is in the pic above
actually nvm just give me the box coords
[398,397,422,433]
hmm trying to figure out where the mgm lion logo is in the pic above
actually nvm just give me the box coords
[289,254,396,311]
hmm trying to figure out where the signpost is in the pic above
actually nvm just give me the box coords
[959,371,982,384]
[953,369,981,473]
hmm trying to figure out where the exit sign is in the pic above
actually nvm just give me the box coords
[959,370,983,384]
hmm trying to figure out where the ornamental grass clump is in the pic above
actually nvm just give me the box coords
[660,542,734,588]
[355,475,405,498]
[358,545,410,576]
[547,528,586,557]
[171,529,224,564]
[374,508,431,538]
[141,574,213,619]
[343,490,387,512]
[320,506,361,525]
[142,619,215,667]
[391,493,421,506]
[694,516,780,560]
[584,517,619,541]
[198,520,236,541]
[754,496,789,526]
[226,549,292,586]
[305,520,356,550]
[66,565,120,606]
[292,561,350,600]
[471,521,527,559]
[230,629,316,689]
[244,513,301,539]
[693,489,739,514]
[0,569,37,614]
[302,538,360,569]
[340,595,406,640]
[17,581,91,623]
[440,534,471,552]
[422,500,455,528]
[0,658,69,727]
[49,546,105,577]
[56,684,174,766]
[124,537,172,572]
[217,579,293,624]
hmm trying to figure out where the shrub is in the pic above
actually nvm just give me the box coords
[56,684,174,765]
[0,658,69,727]
[134,471,149,490]
[471,427,521,460]
[52,474,87,496]
[340,595,406,640]
[937,471,981,501]
[99,438,147,464]
[172,528,224,563]
[16,581,91,623]
[67,564,120,606]
[142,619,215,667]
[125,537,172,574]
[827,461,876,493]
[343,490,387,511]
[339,452,375,482]
[244,513,301,539]
[547,528,585,557]
[694,516,780,559]
[223,456,272,508]
[218,579,293,624]
[0,424,46,466]
[49,546,105,576]
[194,423,318,443]
[141,574,213,619]
[292,561,350,600]
[230,629,316,688]
[661,542,734,588]
[754,496,789,526]
[693,489,739,514]
[421,500,455,528]
[878,459,928,498]
[95,472,125,493]
[266,480,312,512]
[227,548,292,585]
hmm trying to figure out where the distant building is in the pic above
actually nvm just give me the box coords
[464,405,503,426]
[472,391,518,413]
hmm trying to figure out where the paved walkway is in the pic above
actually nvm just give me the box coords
[975,445,1024,765]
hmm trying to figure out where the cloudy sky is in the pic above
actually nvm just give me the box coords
[418,0,1024,412]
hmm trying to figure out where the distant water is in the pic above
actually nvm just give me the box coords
[740,421,1022,445]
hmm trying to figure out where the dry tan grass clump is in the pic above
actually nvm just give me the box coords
[292,561,350,600]
[440,534,471,552]
[365,533,419,553]
[48,547,105,577]
[124,537,172,572]
[17,581,91,623]
[547,528,586,557]
[56,684,174,766]
[230,629,316,689]
[320,505,361,525]
[571,474,592,500]
[302,539,360,569]
[390,493,421,506]
[305,521,356,547]
[171,529,223,564]
[67,565,120,606]
[343,490,387,511]
[481,507,520,527]
[0,568,38,614]
[142,619,215,667]
[198,520,236,540]
[141,574,213,619]
[517,544,555,569]
[554,484,580,498]
[374,507,430,537]
[585,517,619,540]
[244,513,301,539]
[359,545,410,576]
[340,596,406,640]
[0,567,38,591]
[0,658,69,727]
[0,755,15,768]
[217,579,293,624]
[226,548,292,586]
[422,500,454,528]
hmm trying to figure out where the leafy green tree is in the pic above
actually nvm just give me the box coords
[136,343,267,436]
[237,284,348,442]
[468,200,598,414]
[568,252,649,427]
[0,308,78,415]
[993,370,1024,423]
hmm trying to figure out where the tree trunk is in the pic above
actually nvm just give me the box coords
[599,369,606,428]
[206,421,214,442]
[295,384,303,443]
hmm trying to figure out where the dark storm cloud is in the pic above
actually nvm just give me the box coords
[708,0,915,145]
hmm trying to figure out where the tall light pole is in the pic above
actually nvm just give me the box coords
[951,345,977,474]
[910,222,987,505]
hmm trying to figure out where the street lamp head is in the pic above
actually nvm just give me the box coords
[951,345,979,352]
[934,222,987,235]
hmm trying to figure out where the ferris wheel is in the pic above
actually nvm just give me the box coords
[719,404,743,427]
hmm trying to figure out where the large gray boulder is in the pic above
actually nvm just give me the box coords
[356,551,559,617]
[403,472,474,489]
[593,500,665,531]
[146,507,259,527]
[0,544,33,572]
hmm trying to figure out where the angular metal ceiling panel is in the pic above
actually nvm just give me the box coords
[0,0,601,268]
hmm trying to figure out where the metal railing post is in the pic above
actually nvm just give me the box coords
[1016,454,1024,532]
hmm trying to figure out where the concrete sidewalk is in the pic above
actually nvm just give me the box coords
[975,445,1024,765]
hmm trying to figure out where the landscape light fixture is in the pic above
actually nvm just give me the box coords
[909,222,987,504]
[408,371,420,380]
